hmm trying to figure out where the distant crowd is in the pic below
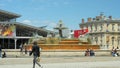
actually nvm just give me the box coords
[84,48,95,56]
[84,47,120,57]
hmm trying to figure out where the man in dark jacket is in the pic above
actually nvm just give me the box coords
[30,41,42,68]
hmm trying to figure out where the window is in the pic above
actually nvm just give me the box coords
[112,37,114,46]
[118,24,120,31]
[86,25,88,29]
[106,23,109,32]
[95,25,97,32]
[112,24,115,31]
[95,37,98,44]
[101,34,102,38]
[90,25,92,32]
[118,37,120,45]
[100,24,103,31]
[107,23,109,27]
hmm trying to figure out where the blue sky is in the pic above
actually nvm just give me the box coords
[0,0,120,30]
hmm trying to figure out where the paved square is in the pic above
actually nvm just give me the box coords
[0,57,120,68]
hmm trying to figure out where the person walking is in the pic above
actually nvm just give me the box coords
[24,46,27,54]
[20,44,23,52]
[30,41,43,68]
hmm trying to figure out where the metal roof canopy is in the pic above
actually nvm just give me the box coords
[15,22,49,32]
[0,21,54,34]
[0,9,21,19]
[15,22,53,37]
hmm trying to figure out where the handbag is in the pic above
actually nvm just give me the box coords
[37,57,40,62]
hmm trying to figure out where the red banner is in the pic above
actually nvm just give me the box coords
[74,29,88,38]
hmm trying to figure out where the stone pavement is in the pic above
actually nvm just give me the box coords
[0,57,120,68]
[0,61,120,68]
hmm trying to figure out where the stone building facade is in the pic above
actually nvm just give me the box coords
[79,14,120,50]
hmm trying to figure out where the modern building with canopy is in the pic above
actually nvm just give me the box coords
[0,9,54,49]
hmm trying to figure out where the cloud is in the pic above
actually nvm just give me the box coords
[39,20,57,30]
[22,20,32,25]
[21,19,56,30]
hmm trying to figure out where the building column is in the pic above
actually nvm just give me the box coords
[14,38,17,49]
[14,24,17,49]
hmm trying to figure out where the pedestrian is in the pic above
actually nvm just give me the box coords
[29,41,43,68]
[24,46,27,54]
[2,51,7,58]
[19,43,23,54]
[0,45,2,58]
[85,49,90,56]
[90,48,95,56]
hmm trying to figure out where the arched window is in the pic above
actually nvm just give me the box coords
[95,25,97,32]
[118,24,120,31]
[91,25,92,32]
[112,37,114,46]
[100,24,103,31]
[118,37,120,46]
[95,37,98,44]
[106,23,109,32]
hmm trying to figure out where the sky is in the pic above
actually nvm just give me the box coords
[0,0,120,31]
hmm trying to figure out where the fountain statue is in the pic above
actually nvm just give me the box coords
[54,20,68,38]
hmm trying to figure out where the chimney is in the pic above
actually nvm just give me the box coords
[93,18,96,21]
[109,16,112,19]
[96,16,99,21]
[82,18,84,23]
[87,17,92,22]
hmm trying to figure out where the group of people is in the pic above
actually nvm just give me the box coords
[111,48,119,57]
[85,48,95,56]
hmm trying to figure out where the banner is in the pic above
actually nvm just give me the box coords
[74,29,88,38]
[0,24,15,37]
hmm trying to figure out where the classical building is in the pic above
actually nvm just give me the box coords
[79,13,120,50]
[0,9,54,49]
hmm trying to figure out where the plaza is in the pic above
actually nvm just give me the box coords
[1,0,120,68]
[0,6,120,68]
[0,56,120,68]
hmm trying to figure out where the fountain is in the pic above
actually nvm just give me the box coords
[25,20,100,51]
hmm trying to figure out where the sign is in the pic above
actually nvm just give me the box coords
[74,29,88,38]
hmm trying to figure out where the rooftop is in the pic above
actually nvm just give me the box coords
[0,9,21,19]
